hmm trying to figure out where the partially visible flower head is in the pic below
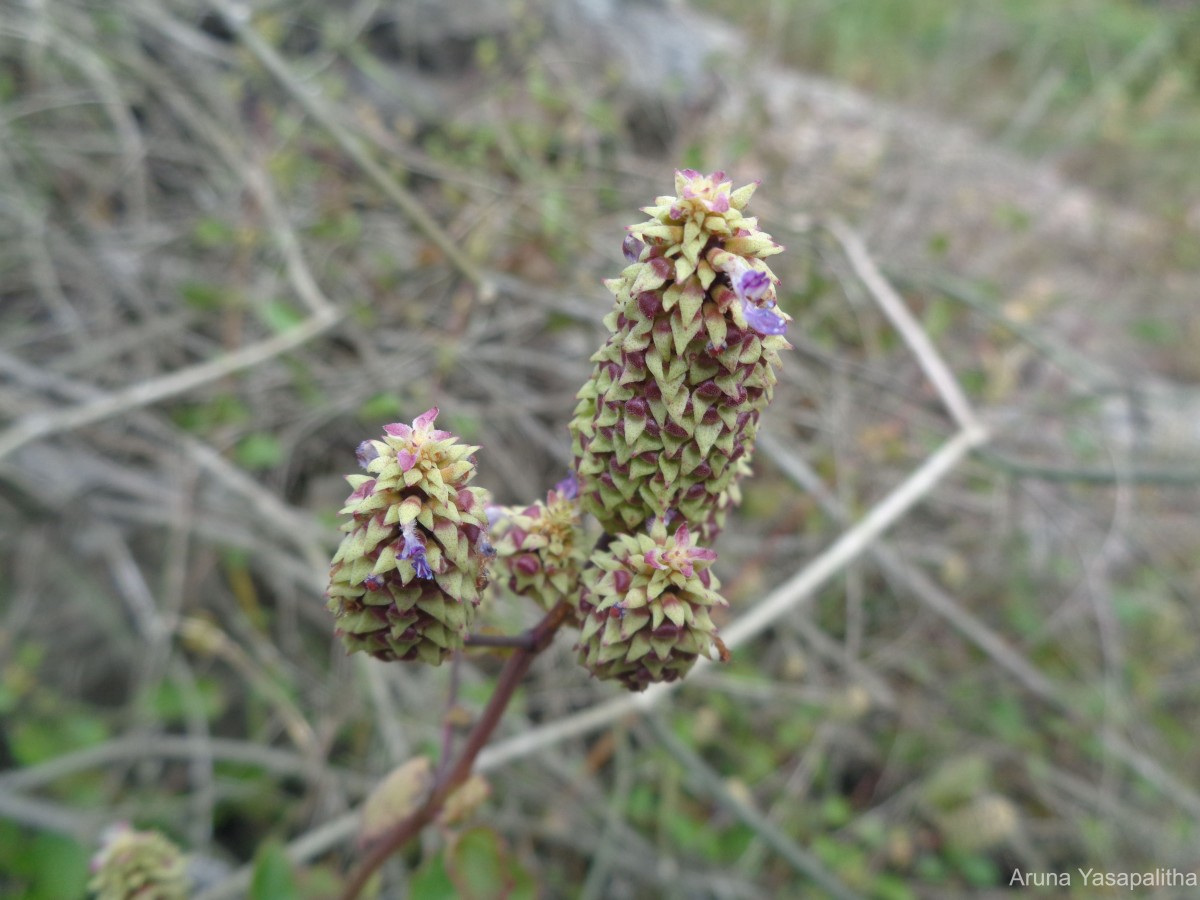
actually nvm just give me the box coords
[89,823,188,900]
[490,479,585,612]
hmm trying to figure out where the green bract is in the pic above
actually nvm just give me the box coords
[569,170,790,543]
[577,519,726,691]
[325,408,492,665]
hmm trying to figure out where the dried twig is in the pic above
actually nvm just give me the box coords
[0,301,340,463]
[825,217,981,432]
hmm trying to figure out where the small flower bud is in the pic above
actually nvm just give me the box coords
[490,479,586,612]
[88,824,188,900]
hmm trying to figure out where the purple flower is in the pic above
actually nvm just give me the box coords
[399,522,433,580]
[485,504,508,528]
[622,234,644,263]
[554,472,580,501]
[363,573,386,591]
[723,257,787,336]
[356,440,380,470]
[732,268,771,305]
[743,303,788,336]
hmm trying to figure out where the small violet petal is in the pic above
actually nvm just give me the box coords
[734,269,771,304]
[743,304,788,336]
[356,440,379,470]
[399,523,434,580]
[622,234,644,263]
[554,472,580,501]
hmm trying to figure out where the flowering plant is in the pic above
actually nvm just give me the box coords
[321,170,789,898]
[328,171,787,694]
[94,171,789,900]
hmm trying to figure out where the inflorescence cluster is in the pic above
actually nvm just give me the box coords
[325,170,790,690]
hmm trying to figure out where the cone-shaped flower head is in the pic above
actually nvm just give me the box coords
[88,823,187,900]
[577,518,727,691]
[489,473,586,612]
[326,408,492,665]
[570,170,791,543]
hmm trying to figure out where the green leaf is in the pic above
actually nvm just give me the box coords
[1129,317,1178,346]
[11,712,108,766]
[950,848,999,887]
[922,296,955,340]
[235,433,285,471]
[297,863,342,900]
[408,852,457,899]
[29,833,90,900]
[146,676,226,724]
[444,827,535,900]
[257,299,305,334]
[180,280,235,311]
[250,840,299,900]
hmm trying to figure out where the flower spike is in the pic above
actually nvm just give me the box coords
[569,169,791,543]
[577,518,727,691]
[325,408,492,665]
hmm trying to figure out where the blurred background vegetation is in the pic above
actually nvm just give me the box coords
[1,0,1199,897]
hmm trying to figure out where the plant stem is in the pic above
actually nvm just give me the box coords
[337,600,572,900]
[463,631,537,650]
